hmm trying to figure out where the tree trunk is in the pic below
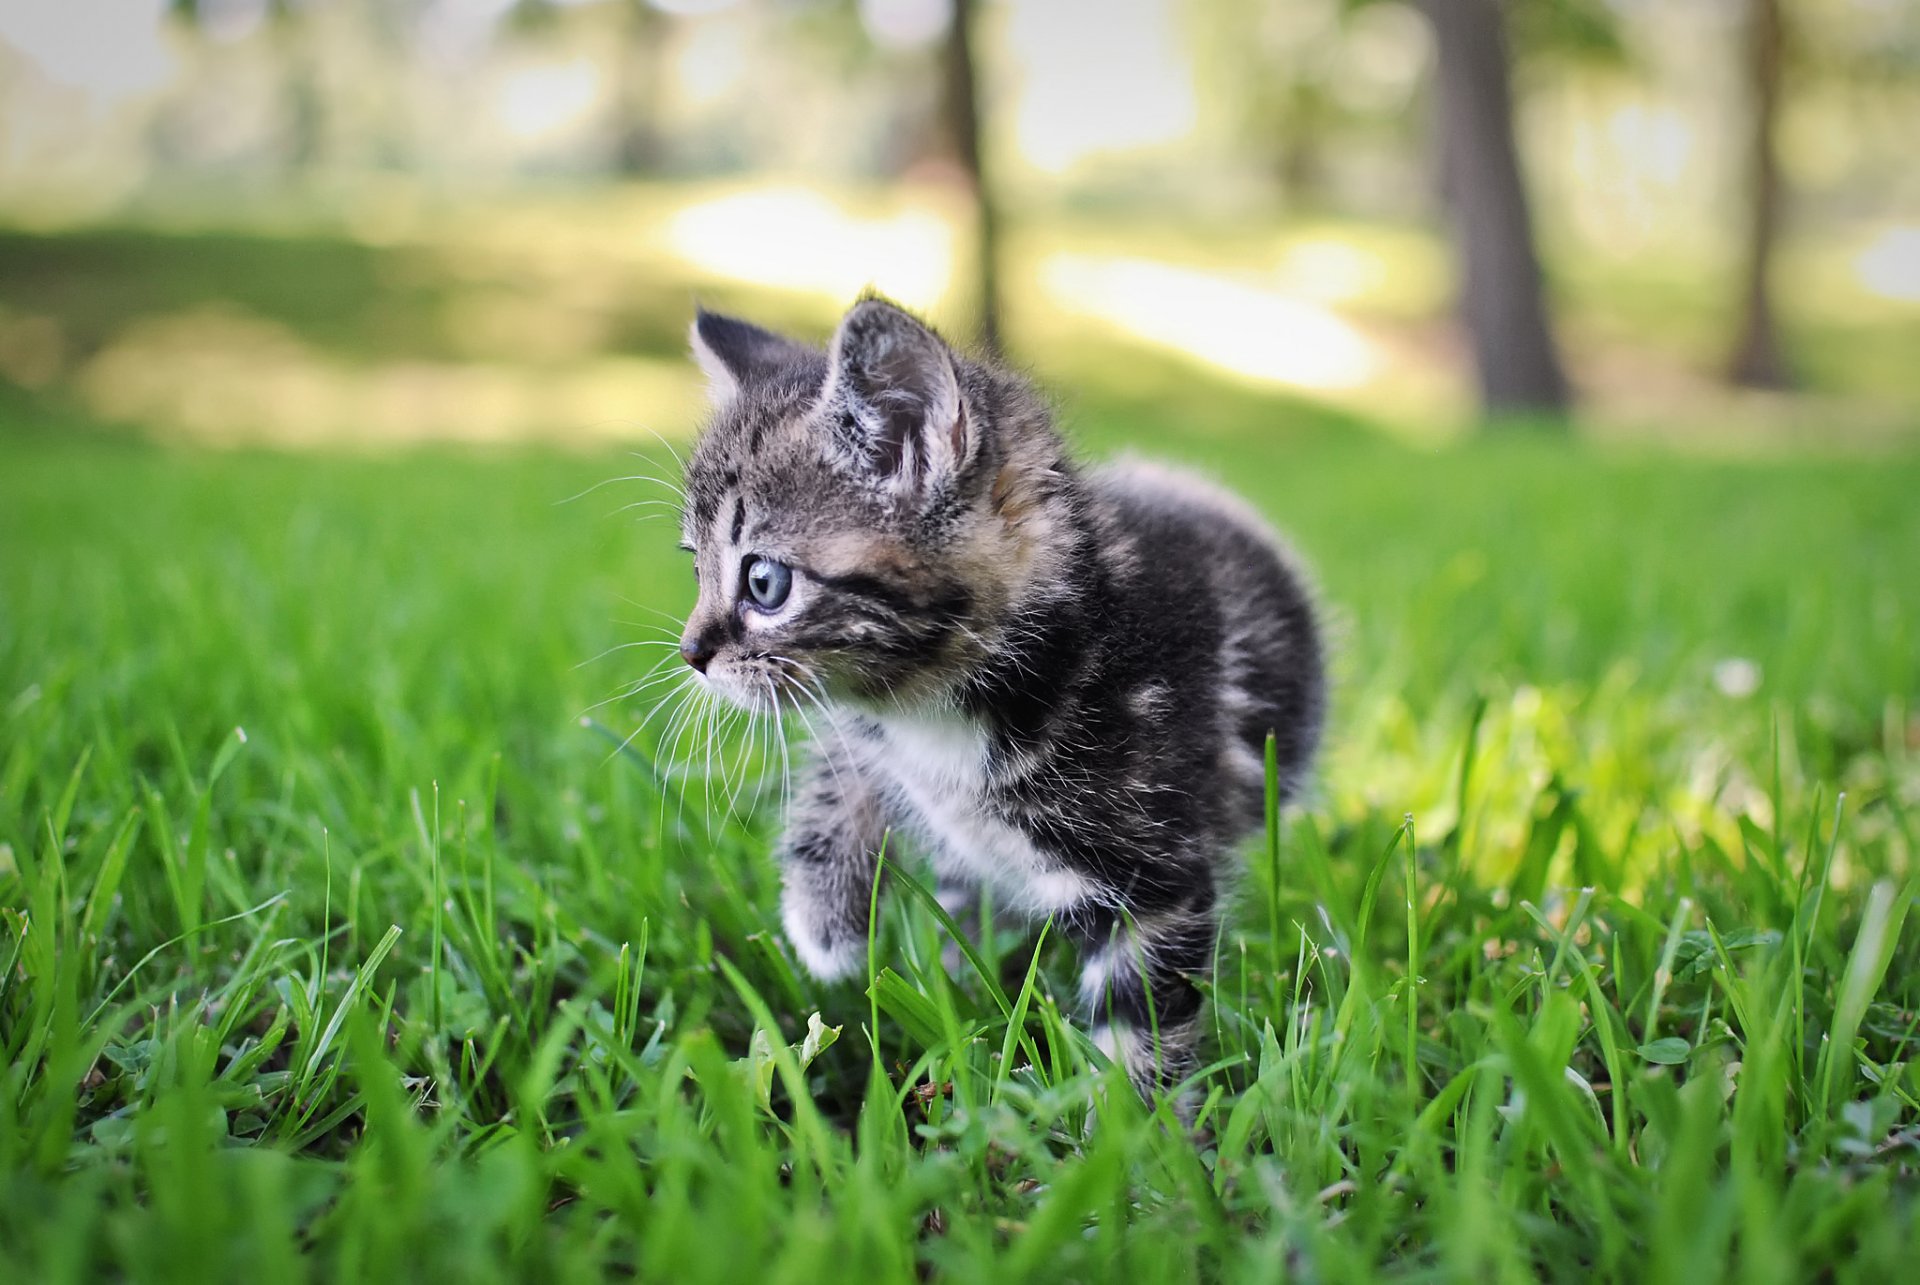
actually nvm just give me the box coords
[1729,0,1791,389]
[1275,83,1329,211]
[941,0,1002,357]
[1422,0,1571,417]
[611,1,667,175]
[275,11,322,175]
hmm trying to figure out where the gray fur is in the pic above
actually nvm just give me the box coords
[676,296,1326,1103]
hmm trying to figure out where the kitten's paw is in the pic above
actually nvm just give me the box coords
[781,896,864,981]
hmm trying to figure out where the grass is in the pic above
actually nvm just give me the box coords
[3,401,1919,1281]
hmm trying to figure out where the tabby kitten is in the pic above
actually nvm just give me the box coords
[674,296,1325,1101]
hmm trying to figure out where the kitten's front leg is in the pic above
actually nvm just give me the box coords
[1073,888,1219,1108]
[779,752,888,982]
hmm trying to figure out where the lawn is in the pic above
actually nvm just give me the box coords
[4,382,1919,1281]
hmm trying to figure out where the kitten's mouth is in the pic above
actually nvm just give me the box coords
[698,667,765,713]
[705,658,825,715]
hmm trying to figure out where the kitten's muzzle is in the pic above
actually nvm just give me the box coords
[679,634,716,673]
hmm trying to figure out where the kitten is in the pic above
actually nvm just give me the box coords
[674,296,1325,1103]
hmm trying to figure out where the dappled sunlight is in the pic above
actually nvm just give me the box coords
[0,0,173,101]
[494,57,602,143]
[1324,671,1768,899]
[0,306,64,390]
[667,187,953,310]
[78,305,702,448]
[1040,253,1383,393]
[1005,0,1197,175]
[1855,225,1920,304]
[0,180,1907,452]
[1271,236,1399,307]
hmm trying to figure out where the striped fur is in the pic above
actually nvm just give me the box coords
[676,297,1325,1105]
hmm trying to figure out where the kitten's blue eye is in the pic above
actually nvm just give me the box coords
[744,557,791,611]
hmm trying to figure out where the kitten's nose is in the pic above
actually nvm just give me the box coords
[680,635,715,673]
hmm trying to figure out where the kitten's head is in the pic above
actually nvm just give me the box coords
[675,296,1066,712]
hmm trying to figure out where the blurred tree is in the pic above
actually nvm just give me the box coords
[165,0,324,175]
[1728,0,1791,389]
[512,0,670,175]
[1199,0,1349,211]
[1272,78,1335,206]
[1419,0,1570,416]
[940,0,1001,355]
[611,2,671,175]
[783,0,1000,353]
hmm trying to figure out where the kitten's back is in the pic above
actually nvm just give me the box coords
[1090,459,1326,811]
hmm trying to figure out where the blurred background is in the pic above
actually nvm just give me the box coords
[0,0,1915,451]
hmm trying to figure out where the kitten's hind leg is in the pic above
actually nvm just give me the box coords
[778,752,887,982]
[1072,890,1218,1115]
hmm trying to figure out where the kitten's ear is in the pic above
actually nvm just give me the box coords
[819,298,970,490]
[690,308,811,403]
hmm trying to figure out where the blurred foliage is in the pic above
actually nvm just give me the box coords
[1,0,1913,440]
[0,188,1913,452]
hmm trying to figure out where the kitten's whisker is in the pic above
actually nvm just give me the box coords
[725,702,763,824]
[762,684,788,801]
[574,638,684,670]
[578,678,651,718]
[616,436,691,501]
[612,499,683,519]
[696,690,721,823]
[627,664,702,699]
[747,676,776,819]
[665,688,704,833]
[710,699,738,819]
[744,685,765,817]
[604,638,687,654]
[782,692,839,790]
[602,669,695,767]
[556,470,688,508]
[755,661,803,823]
[645,673,709,836]
[773,689,793,824]
[614,601,695,630]
[707,698,732,821]
[624,469,689,504]
[612,447,689,497]
[629,429,689,477]
[727,710,756,824]
[664,686,716,832]
[577,661,678,717]
[788,679,867,808]
[619,675,702,746]
[653,682,707,778]
[580,660,691,715]
[713,700,751,827]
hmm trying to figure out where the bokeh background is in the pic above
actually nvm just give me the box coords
[2,0,1915,453]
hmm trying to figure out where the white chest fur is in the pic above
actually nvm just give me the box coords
[862,709,1098,918]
